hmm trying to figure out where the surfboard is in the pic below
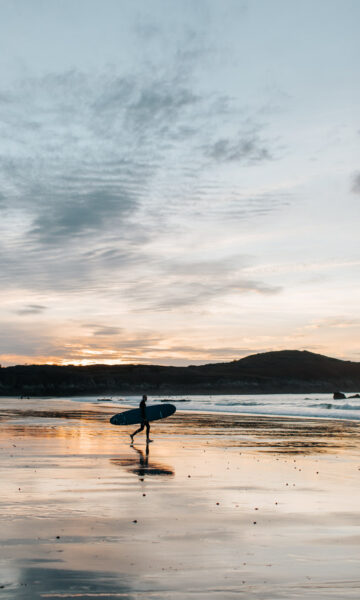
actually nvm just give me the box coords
[109,403,176,426]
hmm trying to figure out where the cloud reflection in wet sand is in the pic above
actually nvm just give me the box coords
[0,566,133,599]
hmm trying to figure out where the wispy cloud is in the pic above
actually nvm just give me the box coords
[352,172,360,194]
[204,130,272,164]
[304,317,360,331]
[1,0,359,366]
[30,190,135,243]
[122,255,282,312]
[15,304,48,315]
[0,62,285,309]
[85,324,123,337]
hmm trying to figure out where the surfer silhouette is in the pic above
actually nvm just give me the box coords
[130,395,152,444]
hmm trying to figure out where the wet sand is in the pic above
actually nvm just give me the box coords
[0,398,360,599]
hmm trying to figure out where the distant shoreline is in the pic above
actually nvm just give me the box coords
[1,387,359,397]
[4,392,360,423]
[1,350,360,397]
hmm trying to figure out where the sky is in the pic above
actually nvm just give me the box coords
[0,0,359,367]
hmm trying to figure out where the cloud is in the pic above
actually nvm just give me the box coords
[15,304,48,315]
[147,278,281,311]
[304,317,360,330]
[0,321,54,356]
[126,84,199,134]
[0,319,165,365]
[352,172,360,194]
[0,69,202,255]
[123,255,282,311]
[53,329,169,365]
[0,314,272,366]
[0,62,286,316]
[30,190,135,243]
[85,324,123,336]
[151,282,280,311]
[204,132,272,164]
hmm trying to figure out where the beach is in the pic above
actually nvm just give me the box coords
[1,398,360,599]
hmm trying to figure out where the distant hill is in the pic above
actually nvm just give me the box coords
[1,350,360,396]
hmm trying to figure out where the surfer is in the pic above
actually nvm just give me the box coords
[130,395,153,444]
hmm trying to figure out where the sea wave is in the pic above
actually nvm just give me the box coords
[160,398,190,403]
[215,401,263,406]
[309,402,360,411]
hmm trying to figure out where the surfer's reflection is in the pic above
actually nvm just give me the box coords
[111,443,174,478]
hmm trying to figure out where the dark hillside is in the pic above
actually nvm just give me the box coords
[196,350,360,381]
[0,350,360,396]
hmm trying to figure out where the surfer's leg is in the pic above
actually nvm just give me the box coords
[146,421,153,443]
[130,422,144,443]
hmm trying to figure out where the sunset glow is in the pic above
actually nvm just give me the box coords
[1,0,359,366]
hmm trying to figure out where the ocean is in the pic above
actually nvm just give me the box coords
[80,392,360,421]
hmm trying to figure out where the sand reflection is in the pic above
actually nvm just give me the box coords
[1,398,360,599]
[110,444,175,478]
[0,566,133,600]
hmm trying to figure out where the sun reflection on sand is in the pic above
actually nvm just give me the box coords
[1,400,360,456]
[1,398,360,599]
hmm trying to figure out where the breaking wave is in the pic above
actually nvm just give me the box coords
[309,402,360,411]
[215,401,263,406]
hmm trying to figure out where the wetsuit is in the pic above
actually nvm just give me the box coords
[130,398,150,441]
[140,397,147,421]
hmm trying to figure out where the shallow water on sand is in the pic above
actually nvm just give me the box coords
[18,392,360,421]
[0,398,360,599]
